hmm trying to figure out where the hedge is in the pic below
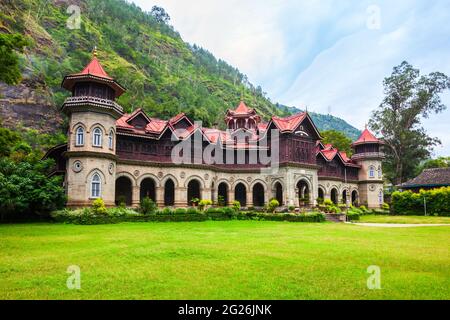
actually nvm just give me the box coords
[391,187,450,216]
[51,208,326,225]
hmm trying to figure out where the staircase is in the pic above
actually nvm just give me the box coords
[325,214,346,223]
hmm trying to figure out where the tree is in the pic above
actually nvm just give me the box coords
[321,130,353,156]
[0,33,28,85]
[369,61,450,185]
[150,6,170,24]
[0,127,21,157]
[414,157,450,176]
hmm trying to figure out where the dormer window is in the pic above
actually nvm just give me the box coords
[93,127,103,147]
[75,127,85,146]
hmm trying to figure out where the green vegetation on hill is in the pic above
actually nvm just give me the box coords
[1,0,360,137]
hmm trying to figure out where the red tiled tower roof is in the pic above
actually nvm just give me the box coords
[74,57,113,79]
[352,128,382,146]
[234,101,252,114]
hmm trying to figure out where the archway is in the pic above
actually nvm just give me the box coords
[331,188,338,204]
[115,176,132,206]
[252,183,265,207]
[297,180,310,206]
[352,190,359,206]
[164,179,175,206]
[218,183,229,207]
[140,178,156,202]
[187,180,201,206]
[318,187,325,200]
[274,182,283,205]
[235,183,247,207]
[342,189,348,205]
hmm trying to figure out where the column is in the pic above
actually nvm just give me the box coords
[294,188,300,208]
[246,190,253,208]
[175,187,187,208]
[202,188,212,201]
[227,189,235,206]
[131,185,140,208]
[156,186,164,208]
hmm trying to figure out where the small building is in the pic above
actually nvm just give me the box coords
[398,168,450,192]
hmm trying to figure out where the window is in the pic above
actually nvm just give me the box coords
[76,127,84,146]
[91,173,101,198]
[378,166,382,178]
[93,127,102,147]
[108,129,114,150]
[369,166,375,178]
[379,190,383,204]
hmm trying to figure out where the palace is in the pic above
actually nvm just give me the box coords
[46,55,385,209]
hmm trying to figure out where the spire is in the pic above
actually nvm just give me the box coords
[352,127,381,146]
[92,46,98,58]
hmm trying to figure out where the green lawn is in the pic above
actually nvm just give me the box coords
[0,221,449,300]
[359,215,450,224]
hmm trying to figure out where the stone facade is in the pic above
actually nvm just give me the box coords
[46,55,385,210]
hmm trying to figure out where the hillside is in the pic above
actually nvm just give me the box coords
[0,0,360,139]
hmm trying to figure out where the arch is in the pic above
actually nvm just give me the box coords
[187,179,201,206]
[115,176,132,206]
[252,182,265,207]
[274,182,283,205]
[85,169,106,184]
[234,182,247,207]
[90,172,102,199]
[164,178,175,206]
[296,179,311,206]
[342,189,348,205]
[92,127,103,147]
[318,187,325,200]
[184,175,206,189]
[330,188,338,204]
[161,174,179,188]
[88,122,107,133]
[140,177,156,203]
[75,126,85,146]
[137,173,161,188]
[351,190,359,206]
[217,182,229,206]
[116,172,137,187]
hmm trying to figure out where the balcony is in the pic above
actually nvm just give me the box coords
[351,152,385,160]
[62,96,123,116]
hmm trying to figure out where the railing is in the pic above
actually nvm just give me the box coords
[63,96,123,112]
[351,152,385,160]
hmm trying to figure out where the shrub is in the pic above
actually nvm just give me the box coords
[288,205,295,212]
[174,208,187,215]
[161,207,173,215]
[190,198,200,206]
[316,197,324,205]
[186,207,200,215]
[359,205,369,214]
[198,199,213,211]
[139,197,157,215]
[232,200,241,211]
[267,199,280,213]
[382,202,390,211]
[347,212,360,221]
[217,195,226,207]
[323,199,334,206]
[391,187,450,216]
[117,195,127,208]
[92,198,107,215]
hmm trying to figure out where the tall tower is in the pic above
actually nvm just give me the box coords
[351,127,385,208]
[61,50,126,207]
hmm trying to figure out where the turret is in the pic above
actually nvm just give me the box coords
[61,49,126,207]
[225,101,261,130]
[351,127,385,208]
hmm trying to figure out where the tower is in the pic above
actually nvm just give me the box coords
[61,50,126,207]
[351,127,385,208]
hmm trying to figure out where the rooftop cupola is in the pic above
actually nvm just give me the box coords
[61,48,125,119]
[225,101,261,130]
[351,126,385,160]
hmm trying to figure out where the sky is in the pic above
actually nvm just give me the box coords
[132,0,450,157]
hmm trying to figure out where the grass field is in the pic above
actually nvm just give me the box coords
[358,215,450,224]
[0,221,449,300]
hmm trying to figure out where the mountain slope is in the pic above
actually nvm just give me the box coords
[0,0,360,139]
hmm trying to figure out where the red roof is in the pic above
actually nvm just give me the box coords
[234,101,252,114]
[352,128,381,146]
[74,57,113,80]
[272,112,307,132]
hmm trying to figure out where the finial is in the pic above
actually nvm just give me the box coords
[365,123,368,130]
[305,105,308,113]
[240,89,244,102]
[92,46,98,58]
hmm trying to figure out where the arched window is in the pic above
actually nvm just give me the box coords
[76,127,84,146]
[379,190,383,204]
[378,166,382,179]
[93,127,102,147]
[108,129,114,150]
[369,166,375,178]
[91,173,102,198]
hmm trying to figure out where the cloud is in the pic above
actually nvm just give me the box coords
[132,0,450,156]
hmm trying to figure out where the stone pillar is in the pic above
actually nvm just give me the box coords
[175,187,187,208]
[227,189,235,206]
[202,188,212,201]
[131,185,140,208]
[295,188,300,208]
[156,186,164,208]
[246,191,253,208]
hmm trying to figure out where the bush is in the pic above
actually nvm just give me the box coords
[186,207,200,215]
[160,207,173,215]
[316,197,324,205]
[391,187,450,216]
[359,205,369,214]
[232,200,241,211]
[347,212,360,221]
[198,199,213,211]
[174,208,187,215]
[288,206,295,212]
[92,198,107,215]
[382,202,390,211]
[267,199,280,213]
[139,197,157,215]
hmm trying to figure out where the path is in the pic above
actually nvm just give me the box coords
[347,222,450,228]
